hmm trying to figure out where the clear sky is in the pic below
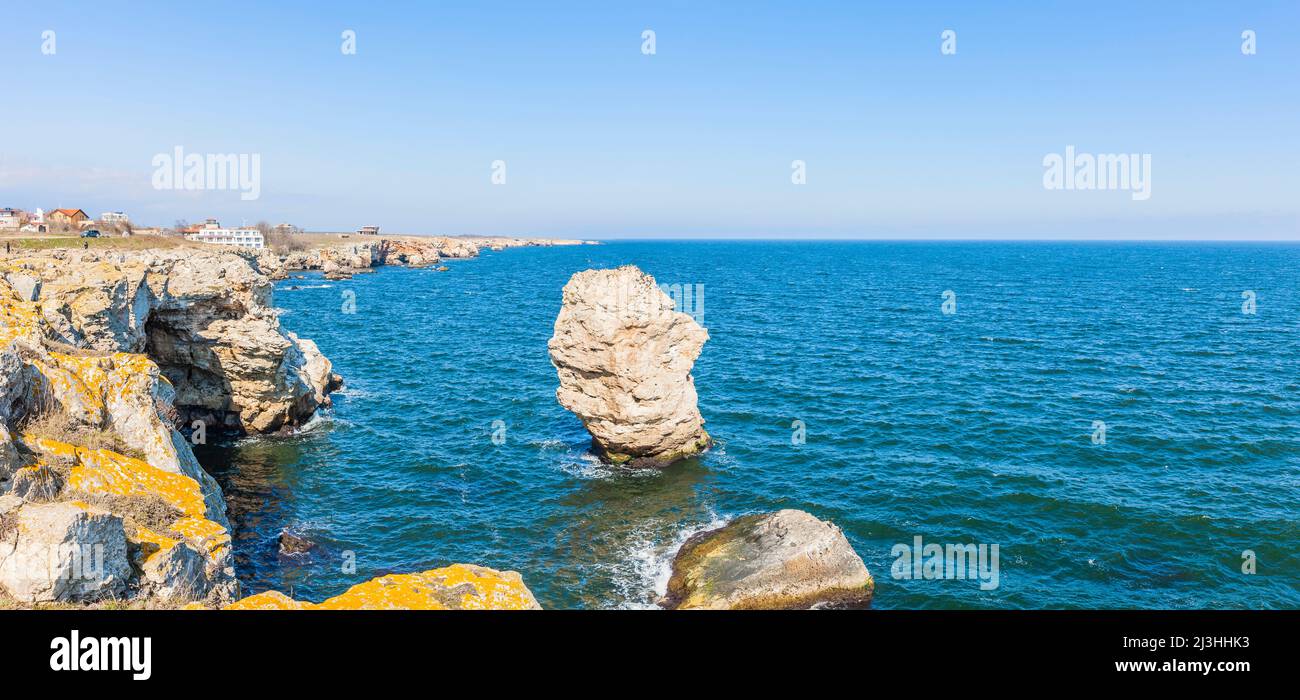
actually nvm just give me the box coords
[2,1,1297,239]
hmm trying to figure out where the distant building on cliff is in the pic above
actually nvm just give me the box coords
[0,208,23,229]
[47,208,90,226]
[184,218,265,249]
[357,225,380,235]
[100,211,130,224]
[273,223,300,235]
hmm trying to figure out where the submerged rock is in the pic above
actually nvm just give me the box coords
[662,509,873,610]
[548,265,710,467]
[224,564,542,610]
[277,529,315,555]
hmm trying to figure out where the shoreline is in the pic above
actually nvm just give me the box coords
[0,236,589,609]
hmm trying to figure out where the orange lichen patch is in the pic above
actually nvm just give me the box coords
[223,591,306,611]
[35,351,160,417]
[0,286,44,346]
[172,516,230,559]
[51,351,161,388]
[27,351,177,464]
[67,446,207,520]
[130,525,179,552]
[127,524,180,568]
[23,435,230,561]
[315,565,541,610]
[23,436,79,461]
[222,564,543,611]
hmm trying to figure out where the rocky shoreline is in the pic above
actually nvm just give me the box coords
[274,235,591,280]
[0,240,873,611]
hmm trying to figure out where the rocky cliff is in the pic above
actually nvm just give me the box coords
[280,235,587,278]
[548,265,711,467]
[0,247,341,606]
[10,249,339,433]
[0,241,580,610]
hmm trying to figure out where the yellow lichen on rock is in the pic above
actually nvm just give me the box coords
[127,524,180,568]
[223,564,542,610]
[23,436,231,563]
[316,564,542,610]
[224,591,306,610]
[0,285,44,346]
[65,443,208,520]
[170,516,230,559]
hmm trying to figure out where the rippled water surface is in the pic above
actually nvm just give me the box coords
[197,241,1300,609]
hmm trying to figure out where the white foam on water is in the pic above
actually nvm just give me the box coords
[333,384,373,400]
[292,410,351,435]
[611,510,730,610]
[557,451,617,479]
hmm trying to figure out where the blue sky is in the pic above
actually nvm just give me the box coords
[2,1,1297,238]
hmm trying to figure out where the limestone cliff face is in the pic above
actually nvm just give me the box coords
[280,236,593,274]
[0,247,341,605]
[10,249,338,434]
[548,265,710,467]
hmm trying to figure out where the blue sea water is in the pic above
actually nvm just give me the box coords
[197,241,1300,609]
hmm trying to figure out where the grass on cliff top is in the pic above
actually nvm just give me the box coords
[0,589,189,610]
[40,336,113,358]
[66,489,185,536]
[1,234,200,252]
[19,410,148,462]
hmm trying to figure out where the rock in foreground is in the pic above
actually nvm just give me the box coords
[224,564,541,610]
[0,501,131,602]
[548,265,710,467]
[662,509,873,610]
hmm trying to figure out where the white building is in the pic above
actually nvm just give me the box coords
[0,208,22,230]
[100,211,130,223]
[184,219,265,249]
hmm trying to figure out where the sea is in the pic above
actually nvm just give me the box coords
[194,240,1300,609]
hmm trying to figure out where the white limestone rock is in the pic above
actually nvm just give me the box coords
[548,265,710,467]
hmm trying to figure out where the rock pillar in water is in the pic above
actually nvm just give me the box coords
[548,265,710,467]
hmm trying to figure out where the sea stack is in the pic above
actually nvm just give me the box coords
[661,509,874,610]
[548,265,710,467]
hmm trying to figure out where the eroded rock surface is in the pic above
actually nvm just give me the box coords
[548,265,710,467]
[0,248,340,605]
[662,509,874,610]
[3,248,338,433]
[280,236,593,275]
[0,501,131,602]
